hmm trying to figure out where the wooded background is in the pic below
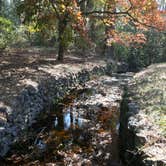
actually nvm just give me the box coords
[0,0,166,70]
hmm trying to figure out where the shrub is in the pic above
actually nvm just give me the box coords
[114,30,166,71]
[0,16,15,50]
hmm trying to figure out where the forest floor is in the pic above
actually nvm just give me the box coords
[0,47,165,165]
[0,47,107,107]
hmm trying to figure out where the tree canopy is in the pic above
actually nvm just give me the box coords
[0,0,165,61]
[15,0,165,60]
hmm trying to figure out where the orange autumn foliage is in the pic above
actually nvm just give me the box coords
[102,0,166,46]
[19,0,166,47]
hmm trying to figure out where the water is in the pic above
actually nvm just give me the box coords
[54,106,89,131]
[0,88,122,166]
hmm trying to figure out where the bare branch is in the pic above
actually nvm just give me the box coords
[83,10,129,16]
[127,13,161,30]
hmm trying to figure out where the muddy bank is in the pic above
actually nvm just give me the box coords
[120,63,166,166]
[0,74,132,165]
[0,62,111,157]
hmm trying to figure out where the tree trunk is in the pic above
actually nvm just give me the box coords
[103,1,116,58]
[57,37,65,61]
[57,18,67,61]
[0,0,3,16]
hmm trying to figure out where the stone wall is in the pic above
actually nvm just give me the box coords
[120,96,166,166]
[119,64,166,166]
[0,64,110,157]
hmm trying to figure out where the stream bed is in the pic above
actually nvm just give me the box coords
[0,75,132,166]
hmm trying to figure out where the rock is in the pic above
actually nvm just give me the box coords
[0,64,109,156]
[120,64,166,166]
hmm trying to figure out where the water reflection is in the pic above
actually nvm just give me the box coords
[54,117,58,127]
[35,139,46,150]
[64,110,71,130]
[0,86,122,166]
[54,106,86,130]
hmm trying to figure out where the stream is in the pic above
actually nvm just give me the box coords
[0,75,132,166]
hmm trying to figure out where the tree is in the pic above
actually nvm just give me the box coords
[17,0,86,61]
[17,0,166,61]
[0,0,2,16]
